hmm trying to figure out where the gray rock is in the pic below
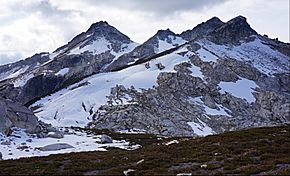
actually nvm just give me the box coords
[180,16,224,41]
[47,131,64,139]
[89,56,289,136]
[1,140,11,145]
[38,143,74,151]
[0,97,41,135]
[100,134,113,144]
[26,139,33,143]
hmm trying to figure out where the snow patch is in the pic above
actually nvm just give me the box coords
[187,119,214,136]
[13,73,34,87]
[165,140,179,145]
[197,37,289,75]
[55,68,69,76]
[32,46,192,127]
[0,128,140,160]
[69,37,111,55]
[219,78,258,102]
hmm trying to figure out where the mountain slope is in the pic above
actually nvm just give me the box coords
[0,16,289,160]
[28,16,290,136]
[0,22,139,106]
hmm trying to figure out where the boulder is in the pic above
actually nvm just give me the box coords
[0,97,41,135]
[47,131,64,139]
[38,143,74,151]
[100,134,113,144]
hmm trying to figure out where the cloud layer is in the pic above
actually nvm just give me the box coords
[0,0,289,65]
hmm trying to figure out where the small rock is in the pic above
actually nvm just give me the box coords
[47,132,64,139]
[17,146,29,150]
[100,134,113,144]
[0,152,2,160]
[1,140,11,145]
[26,139,33,142]
[38,143,74,151]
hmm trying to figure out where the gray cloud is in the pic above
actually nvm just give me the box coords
[85,0,229,16]
[0,53,23,65]
[9,0,80,18]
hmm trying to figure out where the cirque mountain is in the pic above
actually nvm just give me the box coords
[0,15,289,148]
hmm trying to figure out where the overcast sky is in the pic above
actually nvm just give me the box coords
[0,0,289,65]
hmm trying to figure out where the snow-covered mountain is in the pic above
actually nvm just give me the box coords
[30,16,289,135]
[0,16,289,159]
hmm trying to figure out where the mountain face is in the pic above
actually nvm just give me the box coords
[0,16,289,142]
[0,53,50,82]
[179,16,225,41]
[105,28,186,71]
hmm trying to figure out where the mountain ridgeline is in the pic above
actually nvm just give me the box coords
[0,16,289,138]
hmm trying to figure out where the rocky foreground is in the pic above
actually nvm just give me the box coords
[0,125,289,175]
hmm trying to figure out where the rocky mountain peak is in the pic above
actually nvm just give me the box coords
[179,16,224,41]
[85,21,131,43]
[155,28,176,40]
[54,21,133,54]
[209,15,257,44]
[87,21,109,30]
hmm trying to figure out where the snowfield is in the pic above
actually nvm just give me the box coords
[0,128,140,160]
[32,46,194,127]
[196,37,289,76]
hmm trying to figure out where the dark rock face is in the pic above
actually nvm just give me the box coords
[0,53,49,81]
[20,74,64,105]
[208,16,258,44]
[180,17,225,41]
[105,29,178,71]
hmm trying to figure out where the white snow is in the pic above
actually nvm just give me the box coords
[190,63,203,78]
[0,128,140,160]
[123,169,135,176]
[32,46,193,127]
[13,73,34,87]
[111,42,139,60]
[219,78,258,102]
[203,105,230,116]
[188,97,230,116]
[165,140,179,145]
[187,118,214,136]
[118,128,146,134]
[196,47,219,62]
[70,37,111,55]
[155,35,186,53]
[55,68,69,76]
[197,37,289,75]
[177,173,192,176]
[6,66,29,79]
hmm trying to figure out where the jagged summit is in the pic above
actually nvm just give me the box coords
[86,21,131,42]
[180,16,224,41]
[155,28,176,40]
[54,21,134,54]
[209,15,258,44]
[87,21,109,30]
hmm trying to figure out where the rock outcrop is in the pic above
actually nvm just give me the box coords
[38,143,74,151]
[89,53,290,136]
